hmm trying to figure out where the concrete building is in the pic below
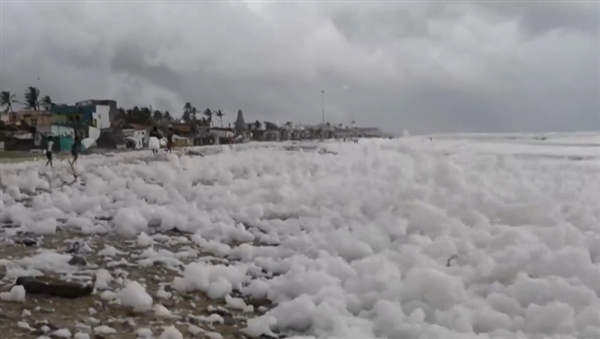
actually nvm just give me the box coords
[122,124,150,149]
[76,99,118,124]
[15,110,53,128]
[52,104,111,130]
[208,127,235,144]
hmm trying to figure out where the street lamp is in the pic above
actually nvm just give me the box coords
[321,90,325,125]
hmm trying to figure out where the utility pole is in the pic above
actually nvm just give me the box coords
[321,90,325,125]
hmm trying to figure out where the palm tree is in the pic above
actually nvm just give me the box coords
[1,91,18,113]
[24,87,41,110]
[215,110,224,127]
[140,107,152,123]
[153,110,163,122]
[41,95,52,111]
[182,111,191,124]
[183,102,192,122]
[203,108,213,127]
[164,111,172,121]
[116,108,127,122]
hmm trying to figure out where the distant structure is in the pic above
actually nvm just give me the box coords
[76,99,118,124]
[235,110,246,132]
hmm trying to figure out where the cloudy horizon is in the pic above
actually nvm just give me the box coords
[2,1,598,135]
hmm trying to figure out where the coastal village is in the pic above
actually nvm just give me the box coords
[0,88,390,156]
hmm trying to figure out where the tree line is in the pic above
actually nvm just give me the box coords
[1,87,242,129]
[1,87,53,112]
[116,103,238,128]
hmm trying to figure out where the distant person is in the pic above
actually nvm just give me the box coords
[166,127,174,153]
[71,132,81,164]
[228,132,235,149]
[45,136,54,168]
[149,126,161,155]
[149,126,161,139]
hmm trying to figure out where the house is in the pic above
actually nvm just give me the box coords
[4,132,36,151]
[4,111,19,123]
[172,135,192,147]
[49,133,76,153]
[96,128,126,149]
[262,122,282,141]
[170,123,193,137]
[208,127,235,144]
[46,103,114,150]
[121,124,150,149]
[76,99,118,125]
[15,110,53,130]
[51,104,111,130]
[0,112,17,123]
[51,105,93,126]
[45,125,75,138]
[353,127,389,138]
[263,130,281,141]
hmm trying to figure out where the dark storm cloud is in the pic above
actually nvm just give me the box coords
[330,7,430,44]
[110,43,185,94]
[475,2,599,36]
[1,1,598,134]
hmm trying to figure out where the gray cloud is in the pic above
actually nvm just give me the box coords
[1,1,598,134]
[474,2,599,37]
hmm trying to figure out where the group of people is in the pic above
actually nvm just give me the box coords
[44,132,81,169]
[43,125,235,172]
[149,126,174,155]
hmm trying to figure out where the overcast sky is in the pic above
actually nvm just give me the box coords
[2,1,598,134]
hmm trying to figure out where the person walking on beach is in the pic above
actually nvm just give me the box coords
[45,136,54,168]
[70,131,81,167]
[166,127,174,153]
[228,133,235,149]
[149,126,161,155]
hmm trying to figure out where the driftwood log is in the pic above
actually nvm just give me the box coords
[12,275,95,299]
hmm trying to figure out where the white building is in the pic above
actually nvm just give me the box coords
[122,128,148,149]
[92,105,111,129]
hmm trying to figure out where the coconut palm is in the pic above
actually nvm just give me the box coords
[153,110,163,122]
[41,95,52,110]
[1,91,18,112]
[182,111,191,124]
[24,87,41,110]
[183,102,192,121]
[215,110,224,127]
[203,108,213,127]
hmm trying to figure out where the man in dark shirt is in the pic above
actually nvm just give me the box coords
[45,135,54,168]
[70,131,81,166]
[68,131,82,177]
[166,127,174,153]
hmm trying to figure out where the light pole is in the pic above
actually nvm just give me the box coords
[321,90,325,125]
